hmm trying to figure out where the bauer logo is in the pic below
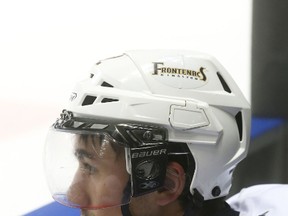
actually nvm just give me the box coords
[131,149,167,159]
[151,62,209,89]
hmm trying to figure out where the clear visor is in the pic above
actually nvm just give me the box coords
[44,129,131,209]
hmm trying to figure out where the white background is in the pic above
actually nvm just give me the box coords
[0,0,252,215]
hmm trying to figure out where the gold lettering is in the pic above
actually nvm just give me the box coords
[172,68,178,74]
[152,62,164,75]
[152,63,207,82]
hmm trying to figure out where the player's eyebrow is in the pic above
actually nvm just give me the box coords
[74,148,95,160]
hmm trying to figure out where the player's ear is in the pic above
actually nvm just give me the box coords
[156,162,186,206]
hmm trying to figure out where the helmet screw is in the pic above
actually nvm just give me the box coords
[212,186,221,197]
[143,131,152,141]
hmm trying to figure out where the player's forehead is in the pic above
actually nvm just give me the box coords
[74,133,122,158]
[76,133,102,145]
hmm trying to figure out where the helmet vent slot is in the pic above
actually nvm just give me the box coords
[101,98,119,103]
[101,81,114,88]
[82,95,97,106]
[216,72,232,93]
[235,111,243,141]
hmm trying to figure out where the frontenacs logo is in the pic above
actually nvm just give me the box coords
[152,62,207,81]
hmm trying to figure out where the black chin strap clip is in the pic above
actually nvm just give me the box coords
[192,189,204,208]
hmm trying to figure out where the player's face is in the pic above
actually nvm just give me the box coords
[67,134,130,210]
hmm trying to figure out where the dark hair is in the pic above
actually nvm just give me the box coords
[77,133,124,160]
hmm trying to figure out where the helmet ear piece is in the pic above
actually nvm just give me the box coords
[129,144,168,197]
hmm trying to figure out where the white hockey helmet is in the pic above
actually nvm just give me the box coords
[44,50,251,209]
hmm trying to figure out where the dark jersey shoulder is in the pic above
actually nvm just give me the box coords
[211,203,239,216]
[184,202,239,216]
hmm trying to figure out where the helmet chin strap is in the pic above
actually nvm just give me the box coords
[121,204,133,216]
[121,180,133,216]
